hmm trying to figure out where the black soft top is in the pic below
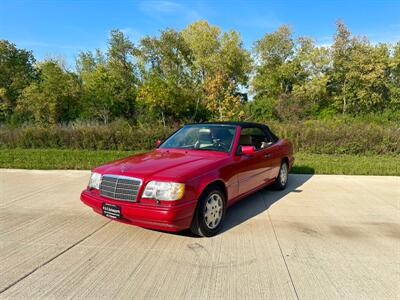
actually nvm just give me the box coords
[185,121,279,142]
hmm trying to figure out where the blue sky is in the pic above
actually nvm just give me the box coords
[1,0,400,66]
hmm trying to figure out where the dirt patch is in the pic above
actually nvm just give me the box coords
[363,222,400,239]
[329,225,365,239]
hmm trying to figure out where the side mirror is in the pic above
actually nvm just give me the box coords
[156,139,162,147]
[240,145,255,155]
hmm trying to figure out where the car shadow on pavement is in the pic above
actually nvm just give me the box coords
[220,174,313,234]
[155,174,313,238]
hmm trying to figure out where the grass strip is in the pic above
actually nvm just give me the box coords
[0,148,399,176]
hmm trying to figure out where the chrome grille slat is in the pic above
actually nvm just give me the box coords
[102,178,117,183]
[102,180,139,187]
[114,187,137,192]
[99,174,142,202]
[101,187,115,192]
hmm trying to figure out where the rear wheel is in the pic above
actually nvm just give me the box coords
[190,187,226,237]
[272,161,288,190]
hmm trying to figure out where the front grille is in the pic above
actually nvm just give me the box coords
[100,174,142,202]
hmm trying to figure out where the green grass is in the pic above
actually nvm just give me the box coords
[0,149,399,176]
[0,149,137,170]
[291,152,400,176]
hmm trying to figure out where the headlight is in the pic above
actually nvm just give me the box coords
[88,172,102,189]
[143,181,185,201]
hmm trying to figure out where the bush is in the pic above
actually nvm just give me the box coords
[1,119,399,155]
[0,121,174,151]
[268,119,400,154]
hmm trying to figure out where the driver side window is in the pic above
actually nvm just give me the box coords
[239,127,270,151]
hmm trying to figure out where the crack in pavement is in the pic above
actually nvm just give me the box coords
[268,212,300,300]
[0,220,112,295]
[262,192,300,300]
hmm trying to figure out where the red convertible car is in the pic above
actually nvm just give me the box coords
[81,122,294,237]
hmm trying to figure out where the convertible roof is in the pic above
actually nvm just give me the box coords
[185,121,279,141]
[186,121,265,127]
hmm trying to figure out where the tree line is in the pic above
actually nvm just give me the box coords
[0,20,399,126]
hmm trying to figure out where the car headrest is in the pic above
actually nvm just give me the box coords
[198,130,213,143]
[239,135,252,145]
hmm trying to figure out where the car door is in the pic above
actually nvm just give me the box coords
[236,126,279,195]
[257,141,282,184]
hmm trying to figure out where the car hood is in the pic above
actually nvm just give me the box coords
[94,149,228,181]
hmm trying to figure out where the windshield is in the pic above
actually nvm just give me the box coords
[160,124,237,152]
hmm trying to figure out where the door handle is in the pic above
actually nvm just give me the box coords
[264,153,272,158]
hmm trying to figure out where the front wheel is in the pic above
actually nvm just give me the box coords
[272,161,289,190]
[190,188,226,237]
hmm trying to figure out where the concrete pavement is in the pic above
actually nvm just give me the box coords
[0,169,399,299]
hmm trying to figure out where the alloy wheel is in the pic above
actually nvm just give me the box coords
[280,163,288,186]
[204,193,223,229]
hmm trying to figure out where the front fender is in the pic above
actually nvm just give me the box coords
[185,170,227,202]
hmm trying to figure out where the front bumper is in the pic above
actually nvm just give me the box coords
[80,190,197,232]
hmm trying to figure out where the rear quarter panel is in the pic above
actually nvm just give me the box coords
[278,139,294,169]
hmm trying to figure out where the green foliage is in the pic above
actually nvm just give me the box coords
[0,20,398,134]
[268,119,400,155]
[136,21,251,123]
[1,148,398,175]
[181,20,252,84]
[1,120,398,155]
[337,39,390,114]
[16,60,81,125]
[0,148,137,170]
[389,42,400,110]
[137,28,198,123]
[203,72,244,120]
[0,121,174,151]
[80,64,133,124]
[77,29,138,124]
[250,21,399,121]
[0,40,36,121]
[252,25,297,98]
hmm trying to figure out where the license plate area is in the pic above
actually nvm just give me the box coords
[102,203,121,219]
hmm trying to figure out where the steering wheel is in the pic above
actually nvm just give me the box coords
[213,139,227,150]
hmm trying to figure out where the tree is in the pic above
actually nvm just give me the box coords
[0,40,36,121]
[331,20,352,113]
[77,30,139,123]
[219,30,252,87]
[389,42,400,110]
[181,20,251,117]
[341,40,390,114]
[251,25,305,120]
[181,20,220,81]
[17,60,81,125]
[182,20,252,86]
[291,38,330,115]
[204,72,244,120]
[139,29,194,84]
[76,49,104,74]
[138,73,194,126]
[138,29,198,123]
[80,64,133,124]
[252,25,298,99]
[106,29,138,119]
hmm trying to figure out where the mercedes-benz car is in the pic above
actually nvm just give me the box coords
[80,122,294,237]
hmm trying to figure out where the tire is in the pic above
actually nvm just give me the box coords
[190,187,226,237]
[272,161,289,190]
